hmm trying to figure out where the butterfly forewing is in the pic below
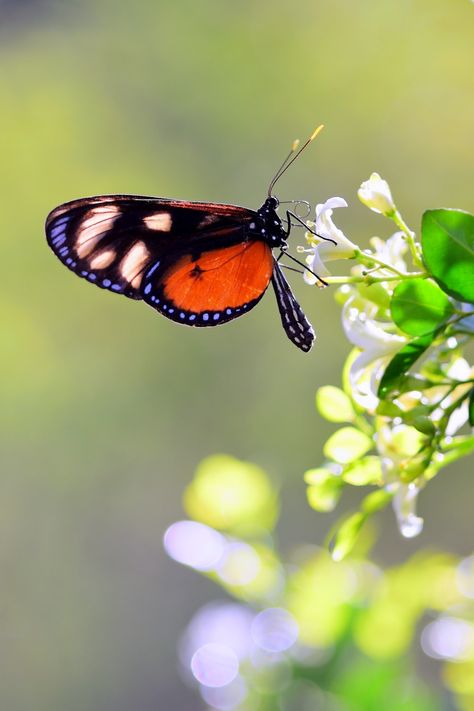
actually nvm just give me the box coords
[46,195,258,299]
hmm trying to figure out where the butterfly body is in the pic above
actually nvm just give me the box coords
[46,193,315,352]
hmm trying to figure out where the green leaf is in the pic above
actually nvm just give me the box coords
[330,512,367,561]
[376,400,404,418]
[390,278,454,336]
[315,386,355,423]
[401,405,436,435]
[394,374,437,393]
[343,456,383,486]
[408,416,435,436]
[469,387,474,427]
[323,427,373,464]
[306,469,344,512]
[378,332,436,398]
[421,209,474,304]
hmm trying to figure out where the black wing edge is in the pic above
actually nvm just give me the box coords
[45,194,258,229]
[271,261,315,353]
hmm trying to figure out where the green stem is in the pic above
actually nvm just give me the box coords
[355,250,405,276]
[324,271,426,286]
[430,436,474,476]
[449,311,474,325]
[391,210,424,269]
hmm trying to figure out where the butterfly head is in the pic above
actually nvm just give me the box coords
[255,196,287,248]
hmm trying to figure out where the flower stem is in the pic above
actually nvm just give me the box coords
[391,210,424,269]
[324,271,426,286]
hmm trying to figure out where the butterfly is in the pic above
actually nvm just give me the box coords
[45,127,327,353]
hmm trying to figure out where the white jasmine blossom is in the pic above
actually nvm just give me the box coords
[367,232,408,274]
[303,197,358,285]
[358,173,396,216]
[342,298,407,410]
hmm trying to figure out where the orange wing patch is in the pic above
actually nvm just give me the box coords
[162,241,273,313]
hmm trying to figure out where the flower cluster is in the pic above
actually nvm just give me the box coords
[302,174,474,555]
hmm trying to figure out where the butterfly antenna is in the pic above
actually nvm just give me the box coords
[267,139,300,197]
[268,124,324,197]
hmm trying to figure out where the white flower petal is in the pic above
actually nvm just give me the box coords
[367,232,408,273]
[302,196,356,281]
[446,401,469,436]
[348,350,388,411]
[304,252,330,284]
[342,300,406,352]
[315,197,348,219]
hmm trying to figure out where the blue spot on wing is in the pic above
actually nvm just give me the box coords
[146,260,161,278]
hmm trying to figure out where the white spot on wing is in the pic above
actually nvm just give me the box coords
[144,212,172,231]
[198,214,220,228]
[76,205,120,258]
[120,241,150,289]
[90,250,116,269]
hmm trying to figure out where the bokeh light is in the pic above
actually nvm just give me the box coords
[200,675,248,710]
[183,455,278,535]
[216,542,261,586]
[163,520,225,570]
[251,608,299,653]
[421,617,474,661]
[191,643,239,688]
[180,602,254,668]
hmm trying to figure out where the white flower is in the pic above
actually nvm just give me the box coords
[368,231,408,274]
[342,298,407,410]
[303,197,358,285]
[358,173,396,216]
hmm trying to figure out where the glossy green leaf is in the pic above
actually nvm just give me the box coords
[323,427,373,464]
[316,386,355,422]
[469,387,474,427]
[378,332,435,398]
[390,278,453,336]
[421,209,474,304]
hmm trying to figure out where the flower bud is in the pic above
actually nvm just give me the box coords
[358,173,396,216]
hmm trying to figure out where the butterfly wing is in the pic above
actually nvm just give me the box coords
[142,240,273,326]
[45,195,262,300]
[271,261,315,352]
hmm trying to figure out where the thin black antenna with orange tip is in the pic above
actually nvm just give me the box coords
[267,124,324,197]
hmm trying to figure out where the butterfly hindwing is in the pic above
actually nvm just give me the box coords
[45,195,258,300]
[141,240,274,326]
[271,261,315,352]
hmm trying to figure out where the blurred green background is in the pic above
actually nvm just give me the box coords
[1,0,473,708]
